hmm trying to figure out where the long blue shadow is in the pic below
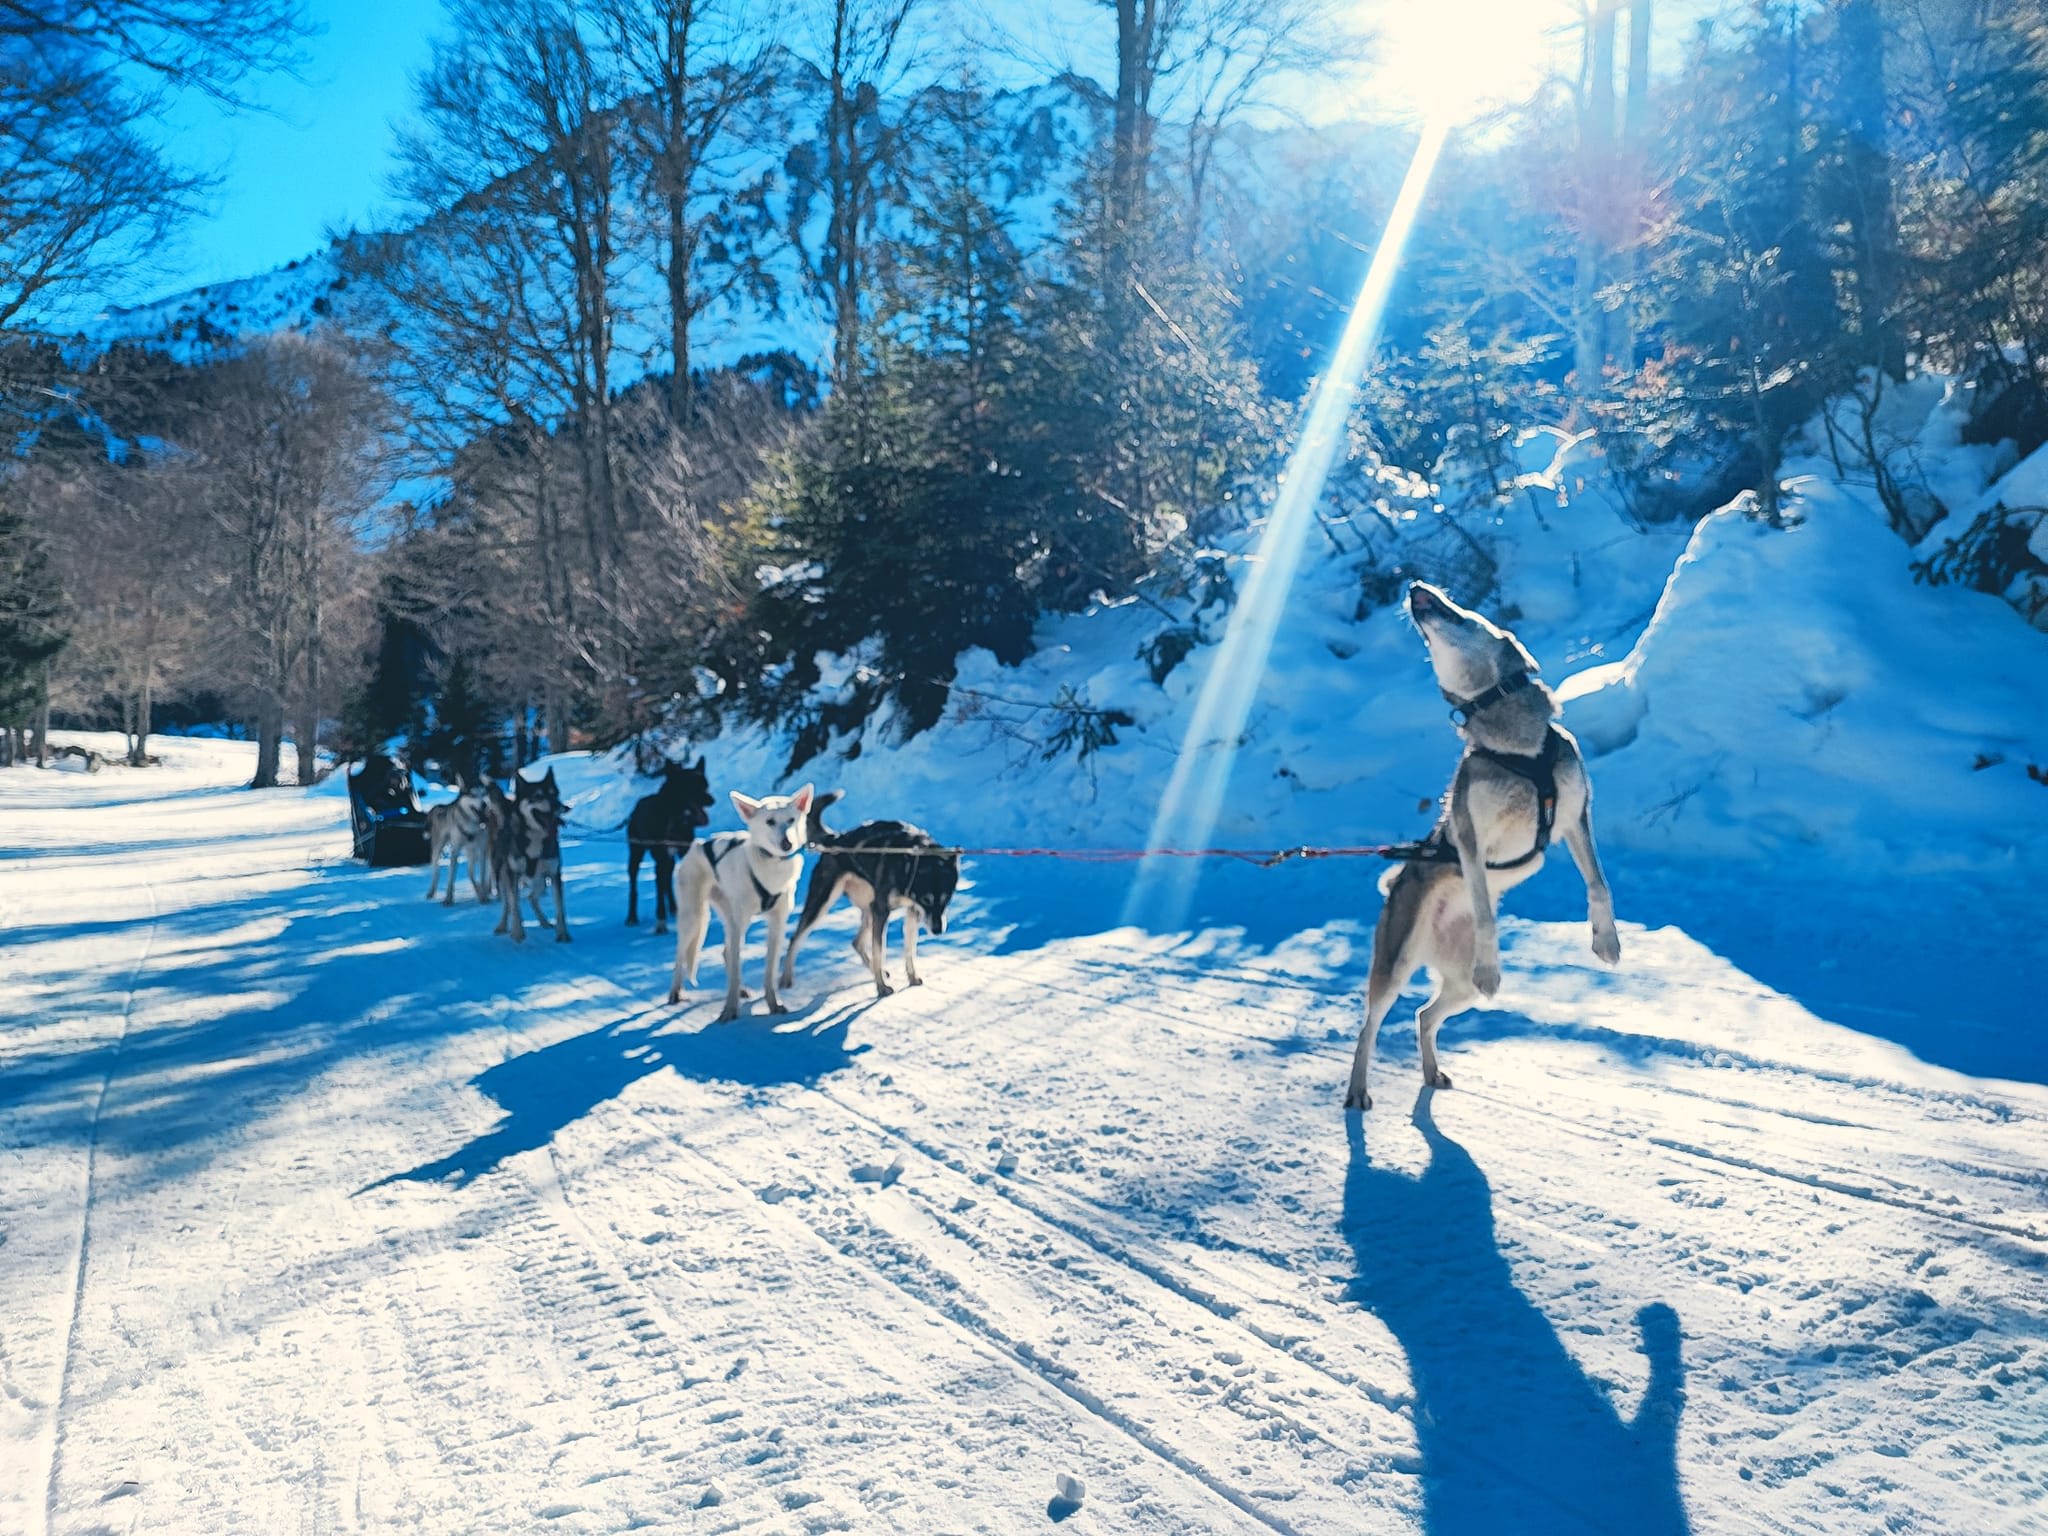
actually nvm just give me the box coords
[1343,1092,1689,1535]
[361,1001,869,1192]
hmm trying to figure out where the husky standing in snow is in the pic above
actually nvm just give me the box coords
[491,767,571,944]
[625,756,714,934]
[779,789,958,1000]
[425,780,493,905]
[1346,582,1622,1110]
[668,785,813,1021]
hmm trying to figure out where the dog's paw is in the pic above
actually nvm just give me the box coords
[907,975,924,988]
[1343,1087,1372,1111]
[625,915,638,927]
[1472,958,1502,997]
[874,982,895,999]
[654,922,668,936]
[666,987,681,1005]
[1426,1069,1453,1090]
[715,1005,741,1023]
[511,932,527,945]
[1592,926,1622,965]
[556,930,572,943]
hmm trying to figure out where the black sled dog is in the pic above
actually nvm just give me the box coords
[625,756,713,934]
[779,790,959,1000]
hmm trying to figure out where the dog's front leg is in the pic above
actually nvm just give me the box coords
[902,915,921,987]
[762,896,791,1013]
[1560,801,1621,965]
[1447,782,1500,996]
[864,903,893,998]
[503,874,525,944]
[718,903,746,1022]
[552,867,570,942]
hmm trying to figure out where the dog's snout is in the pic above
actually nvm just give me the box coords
[1407,582,1438,616]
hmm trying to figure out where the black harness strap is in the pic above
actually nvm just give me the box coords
[1386,724,1565,874]
[705,836,782,915]
[1470,726,1564,871]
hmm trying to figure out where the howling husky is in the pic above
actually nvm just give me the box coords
[667,785,814,1021]
[1346,582,1622,1110]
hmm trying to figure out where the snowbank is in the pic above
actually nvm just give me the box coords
[532,387,2047,885]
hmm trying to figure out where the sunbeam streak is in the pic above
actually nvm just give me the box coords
[1122,117,1452,931]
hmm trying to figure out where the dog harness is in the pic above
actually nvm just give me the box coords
[703,835,785,915]
[1442,666,1536,725]
[1385,668,1564,873]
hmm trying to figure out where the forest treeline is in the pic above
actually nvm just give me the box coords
[2,0,2045,782]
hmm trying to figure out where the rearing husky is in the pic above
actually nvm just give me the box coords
[668,785,813,1021]
[1346,582,1621,1110]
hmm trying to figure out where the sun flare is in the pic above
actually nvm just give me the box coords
[1367,0,1577,124]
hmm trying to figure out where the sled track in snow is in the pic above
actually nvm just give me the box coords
[38,881,160,1536]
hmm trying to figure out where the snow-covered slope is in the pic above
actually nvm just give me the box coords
[565,408,2046,893]
[4,725,2043,1535]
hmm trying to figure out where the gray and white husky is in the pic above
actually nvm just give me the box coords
[1346,581,1621,1110]
[491,768,570,945]
[425,780,493,905]
[667,784,814,1021]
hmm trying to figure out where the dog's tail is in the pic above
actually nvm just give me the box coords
[807,788,846,842]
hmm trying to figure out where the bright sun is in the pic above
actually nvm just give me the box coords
[1366,0,1579,124]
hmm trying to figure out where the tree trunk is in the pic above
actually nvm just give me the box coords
[34,660,50,765]
[296,581,322,786]
[251,697,283,789]
[1835,0,1902,378]
[133,674,153,767]
[1619,0,1652,372]
[1574,0,1619,398]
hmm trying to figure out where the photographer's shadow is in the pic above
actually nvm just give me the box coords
[1343,1091,1690,1535]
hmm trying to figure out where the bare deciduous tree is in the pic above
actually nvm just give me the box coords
[0,0,306,332]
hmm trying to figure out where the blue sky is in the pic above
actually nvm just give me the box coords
[109,0,441,309]
[98,0,1618,316]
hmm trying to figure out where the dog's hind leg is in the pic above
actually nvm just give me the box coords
[551,867,570,942]
[1416,980,1477,1091]
[426,835,444,900]
[780,874,840,991]
[669,859,709,1003]
[902,914,922,987]
[1348,864,1430,1110]
[652,849,675,935]
[626,843,643,926]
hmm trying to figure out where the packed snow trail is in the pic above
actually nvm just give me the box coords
[3,738,2045,1535]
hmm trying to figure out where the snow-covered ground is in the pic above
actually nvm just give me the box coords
[4,731,2043,1535]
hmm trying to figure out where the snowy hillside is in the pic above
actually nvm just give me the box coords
[571,397,2048,894]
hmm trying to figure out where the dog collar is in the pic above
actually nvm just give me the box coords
[1443,668,1534,725]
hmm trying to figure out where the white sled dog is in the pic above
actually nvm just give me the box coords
[425,780,493,905]
[668,784,814,1021]
[1346,581,1622,1110]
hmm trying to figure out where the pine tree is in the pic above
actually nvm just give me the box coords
[0,490,67,730]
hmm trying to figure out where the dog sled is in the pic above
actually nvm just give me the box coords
[347,755,431,866]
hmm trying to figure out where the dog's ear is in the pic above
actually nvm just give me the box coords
[790,783,814,813]
[1505,633,1540,676]
[730,789,762,821]
[693,755,706,773]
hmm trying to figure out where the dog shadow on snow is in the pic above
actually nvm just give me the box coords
[1343,1090,1690,1536]
[360,997,871,1193]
